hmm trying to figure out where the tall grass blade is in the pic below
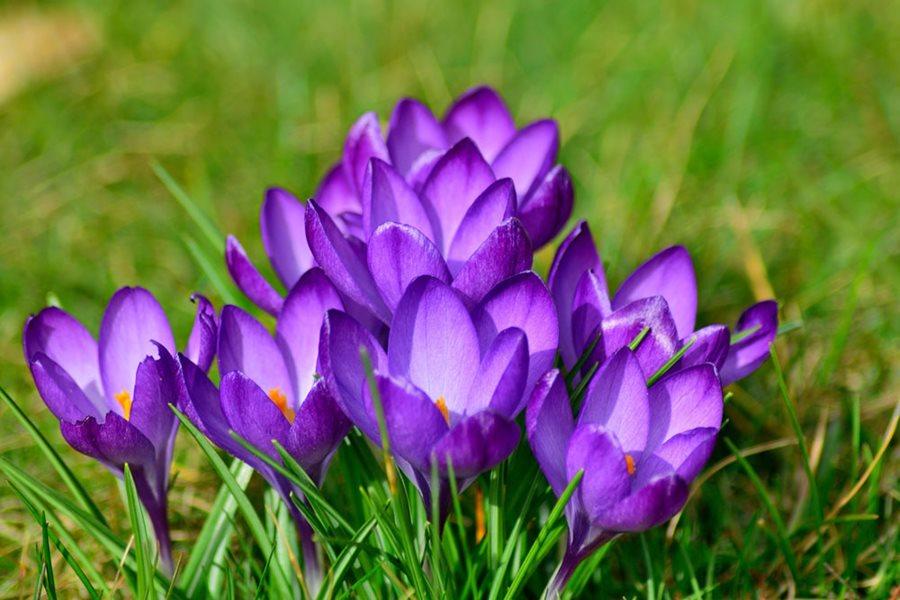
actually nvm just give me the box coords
[152,160,223,252]
[123,464,154,599]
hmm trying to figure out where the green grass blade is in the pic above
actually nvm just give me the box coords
[123,464,154,599]
[487,480,538,600]
[723,437,800,583]
[152,160,223,252]
[503,471,584,600]
[39,512,58,600]
[181,459,254,596]
[0,387,107,526]
[183,235,240,305]
[169,404,292,597]
[319,515,379,600]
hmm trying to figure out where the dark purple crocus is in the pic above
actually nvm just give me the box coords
[527,348,723,595]
[318,86,573,248]
[319,273,558,509]
[549,221,778,385]
[23,288,217,572]
[179,268,350,585]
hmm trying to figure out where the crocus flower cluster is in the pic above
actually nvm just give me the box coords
[22,85,779,594]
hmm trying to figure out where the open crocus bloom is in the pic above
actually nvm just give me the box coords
[549,221,778,385]
[179,269,349,581]
[228,87,573,318]
[305,141,542,327]
[23,288,217,571]
[319,274,558,509]
[527,348,723,593]
[318,85,572,248]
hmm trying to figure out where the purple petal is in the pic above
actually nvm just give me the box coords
[129,350,180,454]
[29,354,104,421]
[315,163,359,216]
[472,271,558,410]
[579,348,649,453]
[646,364,722,455]
[184,294,217,372]
[386,98,448,176]
[421,138,496,254]
[566,425,631,521]
[305,200,390,322]
[492,119,559,198]
[342,112,390,195]
[276,268,343,401]
[451,218,532,305]
[516,165,573,249]
[600,296,679,376]
[218,306,292,407]
[613,246,697,339]
[466,327,528,418]
[433,411,520,478]
[179,354,249,460]
[548,222,610,366]
[220,371,292,460]
[318,309,387,439]
[720,300,778,385]
[593,474,688,532]
[285,379,351,482]
[225,236,284,316]
[442,86,515,161]
[364,374,449,472]
[570,270,610,367]
[679,325,729,371]
[362,159,435,241]
[526,370,574,496]
[387,277,480,416]
[23,307,104,408]
[406,149,443,192]
[99,287,176,406]
[60,412,156,472]
[367,222,451,312]
[261,187,314,289]
[650,427,718,483]
[446,178,516,274]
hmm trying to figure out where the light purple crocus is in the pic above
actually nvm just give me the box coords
[227,87,573,318]
[23,288,217,572]
[319,273,558,511]
[179,268,350,585]
[549,221,779,385]
[527,348,723,595]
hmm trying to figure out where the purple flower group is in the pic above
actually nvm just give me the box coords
[22,85,778,589]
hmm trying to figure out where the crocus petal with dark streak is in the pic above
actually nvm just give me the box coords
[442,86,515,162]
[261,187,314,289]
[720,300,778,385]
[362,159,435,241]
[451,218,532,305]
[387,98,448,176]
[566,425,631,522]
[432,411,520,478]
[218,306,292,406]
[220,371,292,461]
[446,178,516,275]
[526,370,574,496]
[184,294,217,373]
[465,327,528,418]
[492,119,559,199]
[517,165,573,249]
[342,112,390,196]
[600,296,679,377]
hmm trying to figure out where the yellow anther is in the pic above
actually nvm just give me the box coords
[435,396,450,424]
[114,390,132,420]
[267,387,295,423]
[625,454,636,476]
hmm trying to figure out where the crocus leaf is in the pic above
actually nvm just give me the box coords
[123,464,154,599]
[152,161,223,253]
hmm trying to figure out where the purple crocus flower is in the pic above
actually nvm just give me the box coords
[227,87,573,317]
[549,221,778,385]
[319,273,558,509]
[318,86,573,248]
[527,348,723,595]
[23,288,217,572]
[179,268,350,585]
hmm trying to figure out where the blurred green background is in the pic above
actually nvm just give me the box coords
[1,0,897,595]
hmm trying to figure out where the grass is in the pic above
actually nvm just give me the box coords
[0,0,898,596]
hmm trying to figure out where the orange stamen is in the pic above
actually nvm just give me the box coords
[267,387,295,423]
[625,454,636,476]
[435,396,450,424]
[114,390,132,420]
[475,485,486,543]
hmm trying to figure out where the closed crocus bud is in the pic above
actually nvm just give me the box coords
[23,288,217,573]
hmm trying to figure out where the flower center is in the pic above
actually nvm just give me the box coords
[625,453,636,476]
[114,390,132,420]
[267,387,295,423]
[435,395,450,424]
